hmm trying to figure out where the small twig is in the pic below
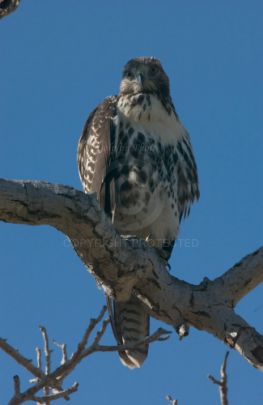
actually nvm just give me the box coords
[13,375,21,396]
[208,351,230,405]
[53,341,68,365]
[8,376,21,405]
[165,394,178,405]
[39,326,52,404]
[84,327,171,356]
[4,308,169,404]
[29,348,42,384]
[91,318,111,347]
[54,307,109,383]
[73,305,107,359]
[31,382,79,403]
[4,307,112,404]
[36,347,42,370]
[39,326,52,375]
[0,338,44,380]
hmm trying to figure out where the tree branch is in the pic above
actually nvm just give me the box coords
[31,383,79,404]
[0,178,263,371]
[166,395,178,405]
[209,352,230,405]
[2,306,167,404]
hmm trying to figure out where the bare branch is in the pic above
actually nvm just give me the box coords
[209,352,230,405]
[13,375,21,397]
[166,394,178,405]
[39,326,52,376]
[3,307,169,404]
[0,337,44,380]
[31,382,79,404]
[0,337,64,396]
[86,327,171,356]
[73,305,107,359]
[8,376,22,405]
[4,308,108,404]
[220,250,263,305]
[39,326,52,405]
[36,347,42,371]
[29,348,42,385]
[53,341,68,365]
[0,179,263,370]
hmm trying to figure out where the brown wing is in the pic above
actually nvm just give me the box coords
[77,96,118,216]
[78,96,149,368]
[177,137,200,220]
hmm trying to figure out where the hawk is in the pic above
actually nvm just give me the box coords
[78,57,199,368]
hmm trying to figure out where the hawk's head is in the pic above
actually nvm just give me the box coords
[120,57,170,98]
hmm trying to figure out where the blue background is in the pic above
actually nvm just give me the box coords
[0,1,262,404]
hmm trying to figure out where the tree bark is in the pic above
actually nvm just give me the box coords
[0,178,263,370]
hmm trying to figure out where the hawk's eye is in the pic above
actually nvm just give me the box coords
[125,71,133,79]
[149,66,158,75]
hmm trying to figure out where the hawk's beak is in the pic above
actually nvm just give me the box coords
[136,73,145,87]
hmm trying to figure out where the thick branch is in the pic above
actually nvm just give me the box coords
[0,178,263,370]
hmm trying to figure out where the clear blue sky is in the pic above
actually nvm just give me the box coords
[1,1,263,404]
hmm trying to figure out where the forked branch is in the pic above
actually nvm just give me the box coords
[0,178,263,371]
[209,352,230,405]
[0,306,168,404]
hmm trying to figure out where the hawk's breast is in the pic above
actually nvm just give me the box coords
[112,93,184,243]
[78,93,199,259]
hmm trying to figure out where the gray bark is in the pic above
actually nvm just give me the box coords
[0,178,263,370]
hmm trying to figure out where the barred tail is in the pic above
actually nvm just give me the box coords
[111,297,149,368]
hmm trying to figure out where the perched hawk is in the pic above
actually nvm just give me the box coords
[78,57,199,368]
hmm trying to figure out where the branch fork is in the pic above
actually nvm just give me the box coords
[0,178,262,371]
[1,306,168,404]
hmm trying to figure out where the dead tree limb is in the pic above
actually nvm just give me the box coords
[209,352,230,405]
[0,178,263,371]
[166,395,178,405]
[2,306,168,404]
